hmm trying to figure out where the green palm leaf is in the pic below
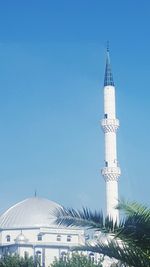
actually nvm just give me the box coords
[54,201,150,267]
[54,206,120,232]
[71,240,150,267]
[116,201,150,250]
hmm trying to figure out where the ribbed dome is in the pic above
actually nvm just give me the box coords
[0,197,60,229]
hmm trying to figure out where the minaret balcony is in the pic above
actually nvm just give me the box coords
[101,118,119,133]
[101,166,121,181]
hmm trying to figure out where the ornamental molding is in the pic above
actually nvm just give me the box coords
[101,118,119,133]
[101,167,121,182]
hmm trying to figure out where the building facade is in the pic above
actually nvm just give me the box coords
[0,197,85,266]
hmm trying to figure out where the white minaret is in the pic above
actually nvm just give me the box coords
[101,46,121,223]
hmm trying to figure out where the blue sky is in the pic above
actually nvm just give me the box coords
[0,0,150,213]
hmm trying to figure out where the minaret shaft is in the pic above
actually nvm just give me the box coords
[101,49,121,223]
[104,86,116,117]
[106,180,119,219]
[105,132,117,165]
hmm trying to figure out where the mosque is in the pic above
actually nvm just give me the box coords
[0,197,85,266]
[0,47,120,266]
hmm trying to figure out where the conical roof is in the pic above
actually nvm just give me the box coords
[104,46,114,86]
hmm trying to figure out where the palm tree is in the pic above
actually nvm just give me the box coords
[54,201,150,267]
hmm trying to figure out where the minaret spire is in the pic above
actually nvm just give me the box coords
[104,43,114,87]
[101,45,121,223]
[107,41,109,52]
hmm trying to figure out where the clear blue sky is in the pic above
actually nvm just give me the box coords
[0,0,149,213]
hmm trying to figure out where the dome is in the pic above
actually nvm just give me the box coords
[15,232,28,243]
[0,197,61,229]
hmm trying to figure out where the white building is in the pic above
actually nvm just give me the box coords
[0,197,85,266]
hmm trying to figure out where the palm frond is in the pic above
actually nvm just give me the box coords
[118,200,150,219]
[53,201,150,267]
[115,201,150,250]
[54,206,120,232]
[71,240,150,267]
[54,206,103,229]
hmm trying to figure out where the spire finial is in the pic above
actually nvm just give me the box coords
[107,41,109,52]
[104,42,114,86]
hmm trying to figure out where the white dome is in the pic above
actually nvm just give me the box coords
[0,197,61,229]
[15,232,28,243]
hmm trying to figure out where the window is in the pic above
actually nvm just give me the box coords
[6,235,10,242]
[67,235,71,242]
[89,253,95,263]
[24,251,29,259]
[104,113,108,119]
[36,251,42,266]
[85,234,89,240]
[37,234,42,241]
[105,161,108,167]
[61,251,67,261]
[56,235,61,241]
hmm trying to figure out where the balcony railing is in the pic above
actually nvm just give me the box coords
[101,118,119,127]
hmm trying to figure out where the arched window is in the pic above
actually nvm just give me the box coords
[89,253,95,263]
[37,234,42,241]
[105,161,108,167]
[56,235,61,241]
[6,235,10,242]
[36,251,42,266]
[85,234,89,240]
[67,235,71,242]
[61,251,67,261]
[24,251,29,259]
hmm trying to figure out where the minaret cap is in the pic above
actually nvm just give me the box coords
[104,43,114,86]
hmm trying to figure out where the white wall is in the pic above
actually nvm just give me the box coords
[0,227,84,246]
[0,227,85,267]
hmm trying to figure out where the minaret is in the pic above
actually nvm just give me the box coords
[101,45,121,222]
